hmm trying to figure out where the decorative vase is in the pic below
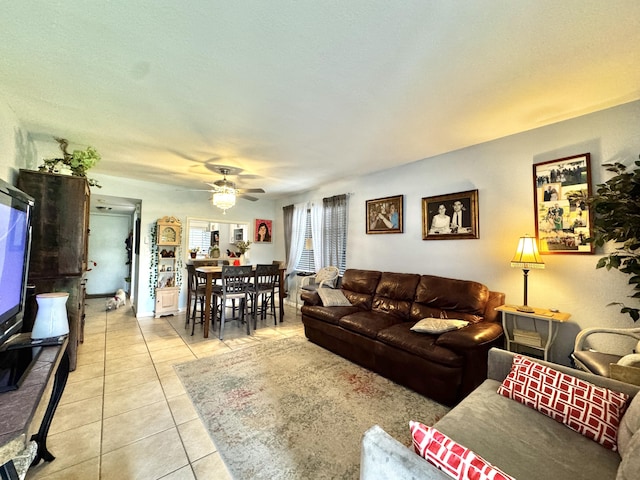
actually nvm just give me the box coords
[31,292,69,340]
[190,252,197,259]
[211,248,220,258]
[239,254,246,265]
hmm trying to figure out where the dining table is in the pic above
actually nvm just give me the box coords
[195,264,286,338]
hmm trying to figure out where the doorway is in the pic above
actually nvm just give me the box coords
[87,195,141,311]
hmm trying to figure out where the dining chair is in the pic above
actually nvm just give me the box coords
[212,265,253,340]
[295,265,340,310]
[249,264,280,329]
[572,326,640,379]
[185,265,207,335]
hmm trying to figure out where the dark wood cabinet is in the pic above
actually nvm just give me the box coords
[17,170,90,370]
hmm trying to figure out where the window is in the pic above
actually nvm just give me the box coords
[323,194,348,275]
[188,220,211,253]
[295,210,315,273]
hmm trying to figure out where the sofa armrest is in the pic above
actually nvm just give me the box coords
[360,425,450,480]
[484,291,505,323]
[300,289,321,306]
[435,322,504,350]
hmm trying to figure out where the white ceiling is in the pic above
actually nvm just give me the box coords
[2,1,640,201]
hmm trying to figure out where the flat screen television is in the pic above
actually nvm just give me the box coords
[0,177,34,348]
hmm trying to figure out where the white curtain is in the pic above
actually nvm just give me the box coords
[286,202,308,277]
[310,201,324,271]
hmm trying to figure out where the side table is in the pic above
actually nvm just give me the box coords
[496,305,571,362]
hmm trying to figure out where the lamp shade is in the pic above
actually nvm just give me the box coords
[213,186,236,214]
[31,292,70,340]
[510,235,545,270]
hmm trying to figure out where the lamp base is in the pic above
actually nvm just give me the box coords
[516,305,535,313]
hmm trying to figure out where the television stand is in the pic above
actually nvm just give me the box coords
[0,337,69,472]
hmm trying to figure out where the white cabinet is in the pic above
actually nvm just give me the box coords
[154,217,182,318]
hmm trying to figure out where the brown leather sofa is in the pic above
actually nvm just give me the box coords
[300,269,505,406]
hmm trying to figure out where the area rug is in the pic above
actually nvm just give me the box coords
[174,336,450,479]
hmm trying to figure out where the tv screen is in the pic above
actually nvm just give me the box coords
[0,178,33,346]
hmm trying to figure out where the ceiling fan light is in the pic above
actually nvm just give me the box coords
[213,187,236,214]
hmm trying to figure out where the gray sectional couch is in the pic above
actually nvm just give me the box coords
[360,348,640,480]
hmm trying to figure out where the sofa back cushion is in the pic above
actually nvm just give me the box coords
[340,269,381,310]
[372,272,421,319]
[411,275,489,324]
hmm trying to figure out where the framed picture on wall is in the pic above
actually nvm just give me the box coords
[254,218,273,243]
[366,195,403,234]
[422,189,479,240]
[533,153,593,254]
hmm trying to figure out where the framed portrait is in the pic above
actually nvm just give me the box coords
[366,195,403,234]
[533,153,593,254]
[422,189,479,240]
[254,218,273,243]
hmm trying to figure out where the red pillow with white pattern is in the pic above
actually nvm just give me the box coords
[497,354,629,450]
[409,421,514,480]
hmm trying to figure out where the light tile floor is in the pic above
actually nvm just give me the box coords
[26,297,304,480]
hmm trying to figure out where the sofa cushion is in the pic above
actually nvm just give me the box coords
[411,318,469,334]
[377,322,463,367]
[339,311,404,339]
[300,304,360,325]
[618,391,640,456]
[497,354,629,450]
[339,269,381,310]
[435,379,624,480]
[371,272,420,319]
[411,275,488,323]
[409,422,514,480]
[317,287,351,307]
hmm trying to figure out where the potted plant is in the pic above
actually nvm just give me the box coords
[587,156,640,321]
[39,137,102,187]
[189,247,199,259]
[235,240,251,263]
[209,245,220,258]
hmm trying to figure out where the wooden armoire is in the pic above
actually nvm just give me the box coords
[18,169,90,371]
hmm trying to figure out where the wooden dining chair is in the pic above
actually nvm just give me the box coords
[185,265,208,335]
[248,264,280,329]
[212,265,253,340]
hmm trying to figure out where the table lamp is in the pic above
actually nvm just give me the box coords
[510,235,545,313]
[31,292,70,340]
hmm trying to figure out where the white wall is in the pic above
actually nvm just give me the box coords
[0,100,36,180]
[277,100,640,365]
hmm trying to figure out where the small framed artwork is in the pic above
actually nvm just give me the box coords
[533,153,593,254]
[254,218,273,243]
[422,189,479,240]
[366,195,403,234]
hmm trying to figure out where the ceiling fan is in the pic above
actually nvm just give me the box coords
[196,165,265,214]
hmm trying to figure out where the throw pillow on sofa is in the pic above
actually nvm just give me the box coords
[497,354,629,450]
[317,287,352,307]
[409,421,514,480]
[410,318,469,334]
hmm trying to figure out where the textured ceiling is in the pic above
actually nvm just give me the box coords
[2,1,639,201]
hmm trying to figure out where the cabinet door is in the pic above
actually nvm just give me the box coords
[18,170,90,278]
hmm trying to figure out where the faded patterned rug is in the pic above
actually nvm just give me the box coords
[174,336,449,479]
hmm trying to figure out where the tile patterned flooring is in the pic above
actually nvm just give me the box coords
[26,297,305,480]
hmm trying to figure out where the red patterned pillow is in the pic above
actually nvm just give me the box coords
[497,354,629,450]
[409,421,514,480]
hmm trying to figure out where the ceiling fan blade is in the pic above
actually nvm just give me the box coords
[239,194,259,202]
[237,188,265,194]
